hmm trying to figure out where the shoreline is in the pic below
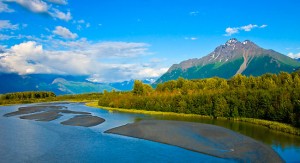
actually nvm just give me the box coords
[86,101,300,136]
[105,120,283,162]
[1,101,299,135]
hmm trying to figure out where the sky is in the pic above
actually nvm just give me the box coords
[0,0,300,82]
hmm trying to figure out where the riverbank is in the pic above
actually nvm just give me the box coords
[106,120,283,162]
[86,102,300,136]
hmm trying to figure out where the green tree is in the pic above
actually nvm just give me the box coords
[132,80,144,95]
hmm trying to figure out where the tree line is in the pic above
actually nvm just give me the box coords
[0,91,56,105]
[98,72,300,128]
[1,91,56,100]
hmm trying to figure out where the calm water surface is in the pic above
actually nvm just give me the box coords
[0,102,299,162]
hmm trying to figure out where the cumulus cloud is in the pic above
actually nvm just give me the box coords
[225,27,239,36]
[5,0,49,13]
[5,0,72,21]
[224,24,267,36]
[46,0,67,5]
[240,24,258,31]
[287,52,300,59]
[135,67,168,79]
[0,1,14,12]
[0,34,14,40]
[0,41,166,82]
[74,19,90,30]
[52,26,78,39]
[50,8,72,21]
[0,20,19,31]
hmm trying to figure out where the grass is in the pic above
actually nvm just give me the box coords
[86,101,300,136]
[86,101,215,118]
[234,117,300,136]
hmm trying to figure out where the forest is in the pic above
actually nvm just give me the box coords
[0,91,56,105]
[0,92,102,105]
[98,71,300,128]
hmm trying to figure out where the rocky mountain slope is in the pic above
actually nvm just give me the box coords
[156,38,300,83]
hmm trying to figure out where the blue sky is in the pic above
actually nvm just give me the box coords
[0,0,300,82]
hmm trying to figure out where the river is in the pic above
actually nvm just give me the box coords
[0,102,299,162]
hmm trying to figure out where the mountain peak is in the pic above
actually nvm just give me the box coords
[156,39,300,84]
[225,38,239,46]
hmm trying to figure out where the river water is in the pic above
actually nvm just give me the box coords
[0,102,299,162]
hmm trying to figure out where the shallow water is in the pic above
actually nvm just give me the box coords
[0,103,231,162]
[0,102,299,162]
[152,113,300,162]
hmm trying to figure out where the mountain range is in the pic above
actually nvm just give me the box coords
[0,73,156,95]
[155,38,300,84]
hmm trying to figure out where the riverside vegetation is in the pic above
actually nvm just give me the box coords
[98,71,300,135]
[1,71,300,135]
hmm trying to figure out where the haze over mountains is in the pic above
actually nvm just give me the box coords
[0,73,156,95]
[156,38,300,83]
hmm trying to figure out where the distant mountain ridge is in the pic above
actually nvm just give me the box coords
[0,73,157,95]
[0,73,116,95]
[156,38,300,83]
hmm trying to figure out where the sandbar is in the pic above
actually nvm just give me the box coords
[105,120,283,162]
[3,106,66,117]
[4,105,104,127]
[61,115,105,127]
[19,110,90,121]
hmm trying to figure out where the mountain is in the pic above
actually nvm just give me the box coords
[109,78,157,91]
[156,38,300,83]
[0,73,157,95]
[0,73,115,95]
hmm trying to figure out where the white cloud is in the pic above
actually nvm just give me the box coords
[86,23,90,28]
[46,0,67,5]
[0,34,14,40]
[240,24,258,31]
[11,41,43,56]
[225,27,239,36]
[0,20,19,30]
[50,9,72,21]
[260,24,267,28]
[77,19,85,24]
[74,20,90,30]
[5,0,72,21]
[0,1,14,12]
[224,24,267,36]
[52,26,78,39]
[135,67,168,79]
[189,11,199,16]
[0,41,164,82]
[184,37,198,41]
[6,0,49,13]
[287,52,300,59]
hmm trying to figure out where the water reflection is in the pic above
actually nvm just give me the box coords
[151,114,300,148]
